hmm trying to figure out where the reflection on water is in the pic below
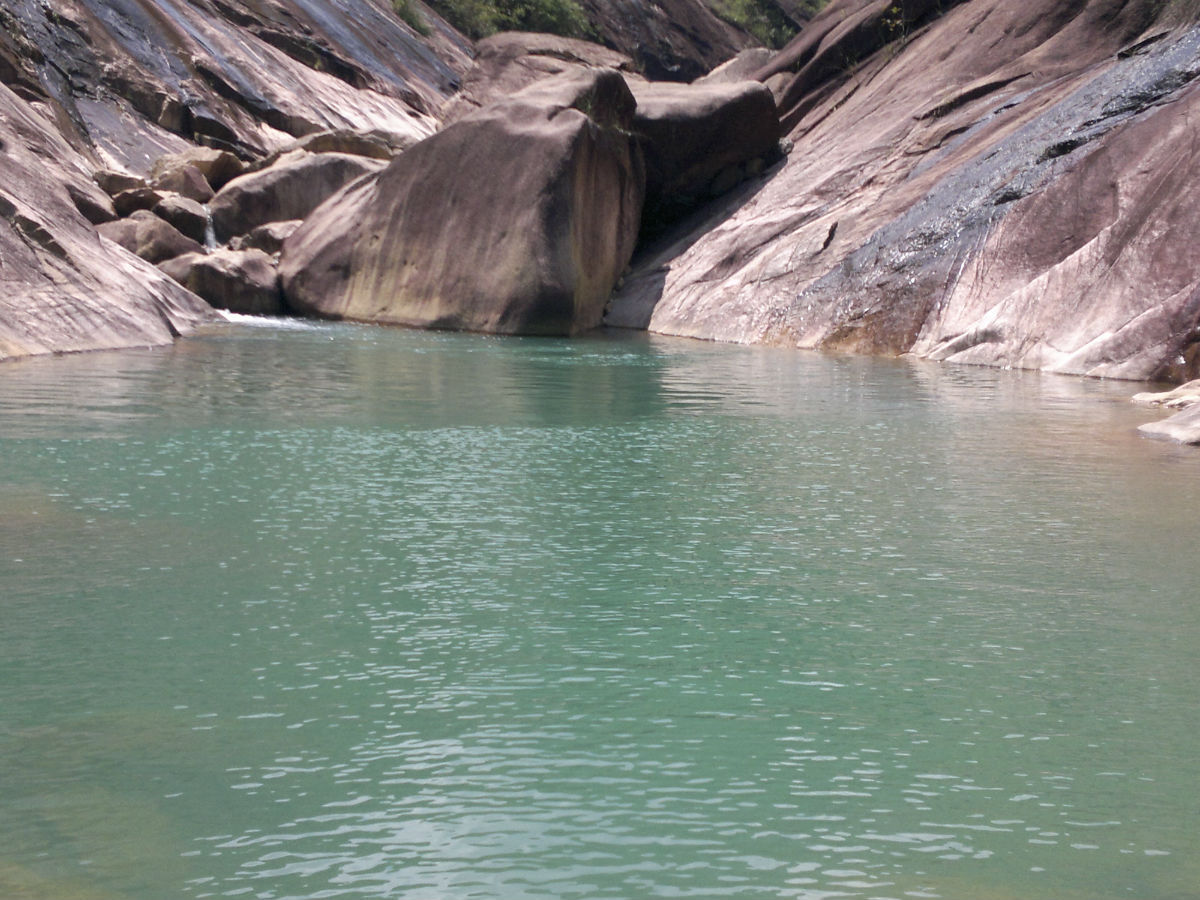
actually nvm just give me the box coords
[2,322,1199,900]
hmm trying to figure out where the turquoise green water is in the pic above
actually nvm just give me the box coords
[2,320,1199,900]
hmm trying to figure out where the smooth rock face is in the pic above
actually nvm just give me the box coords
[609,0,1200,383]
[209,150,385,242]
[159,249,283,315]
[281,70,644,336]
[0,83,214,361]
[97,209,204,264]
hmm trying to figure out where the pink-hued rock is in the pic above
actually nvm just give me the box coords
[159,249,283,316]
[281,70,644,336]
[609,0,1200,383]
[0,82,215,362]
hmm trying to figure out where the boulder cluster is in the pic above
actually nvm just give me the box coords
[84,38,781,336]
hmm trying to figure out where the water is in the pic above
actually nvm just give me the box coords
[1,320,1198,900]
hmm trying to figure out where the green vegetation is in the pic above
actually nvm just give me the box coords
[421,0,593,40]
[392,0,433,35]
[708,0,828,49]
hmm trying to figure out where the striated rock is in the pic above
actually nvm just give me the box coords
[159,249,283,315]
[209,150,385,242]
[0,83,214,361]
[229,220,303,257]
[153,195,211,246]
[97,209,204,264]
[609,0,1200,384]
[2,0,467,173]
[281,70,644,336]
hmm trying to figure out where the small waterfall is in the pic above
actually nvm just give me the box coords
[203,204,216,251]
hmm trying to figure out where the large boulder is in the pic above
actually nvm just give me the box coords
[281,70,644,336]
[208,150,386,242]
[159,249,283,315]
[97,209,205,264]
[630,80,781,234]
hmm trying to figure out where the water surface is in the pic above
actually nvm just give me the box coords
[2,321,1198,900]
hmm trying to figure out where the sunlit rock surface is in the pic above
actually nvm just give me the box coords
[0,82,215,362]
[281,71,644,336]
[609,0,1200,383]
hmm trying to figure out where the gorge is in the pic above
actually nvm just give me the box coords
[3,0,1200,442]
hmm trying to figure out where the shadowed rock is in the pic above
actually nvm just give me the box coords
[209,150,385,242]
[230,221,303,256]
[631,80,780,236]
[151,164,215,203]
[281,70,644,336]
[440,32,637,124]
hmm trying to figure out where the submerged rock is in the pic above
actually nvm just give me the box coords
[281,70,644,336]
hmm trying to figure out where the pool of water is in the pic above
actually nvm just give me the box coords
[2,320,1198,900]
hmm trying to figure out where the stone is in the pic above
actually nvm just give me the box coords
[281,69,644,336]
[93,168,147,197]
[439,31,637,124]
[65,181,118,225]
[1139,403,1200,444]
[208,150,385,242]
[153,195,212,245]
[112,186,169,217]
[159,249,283,315]
[151,148,247,192]
[97,209,205,264]
[630,80,780,235]
[229,220,302,256]
[151,163,215,203]
[607,0,1200,385]
[1132,379,1200,410]
[287,129,412,160]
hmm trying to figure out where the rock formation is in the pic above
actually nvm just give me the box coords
[281,70,645,335]
[608,0,1200,384]
[4,0,1200,454]
[0,81,214,361]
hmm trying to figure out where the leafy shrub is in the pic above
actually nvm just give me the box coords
[424,0,592,40]
[392,0,433,35]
